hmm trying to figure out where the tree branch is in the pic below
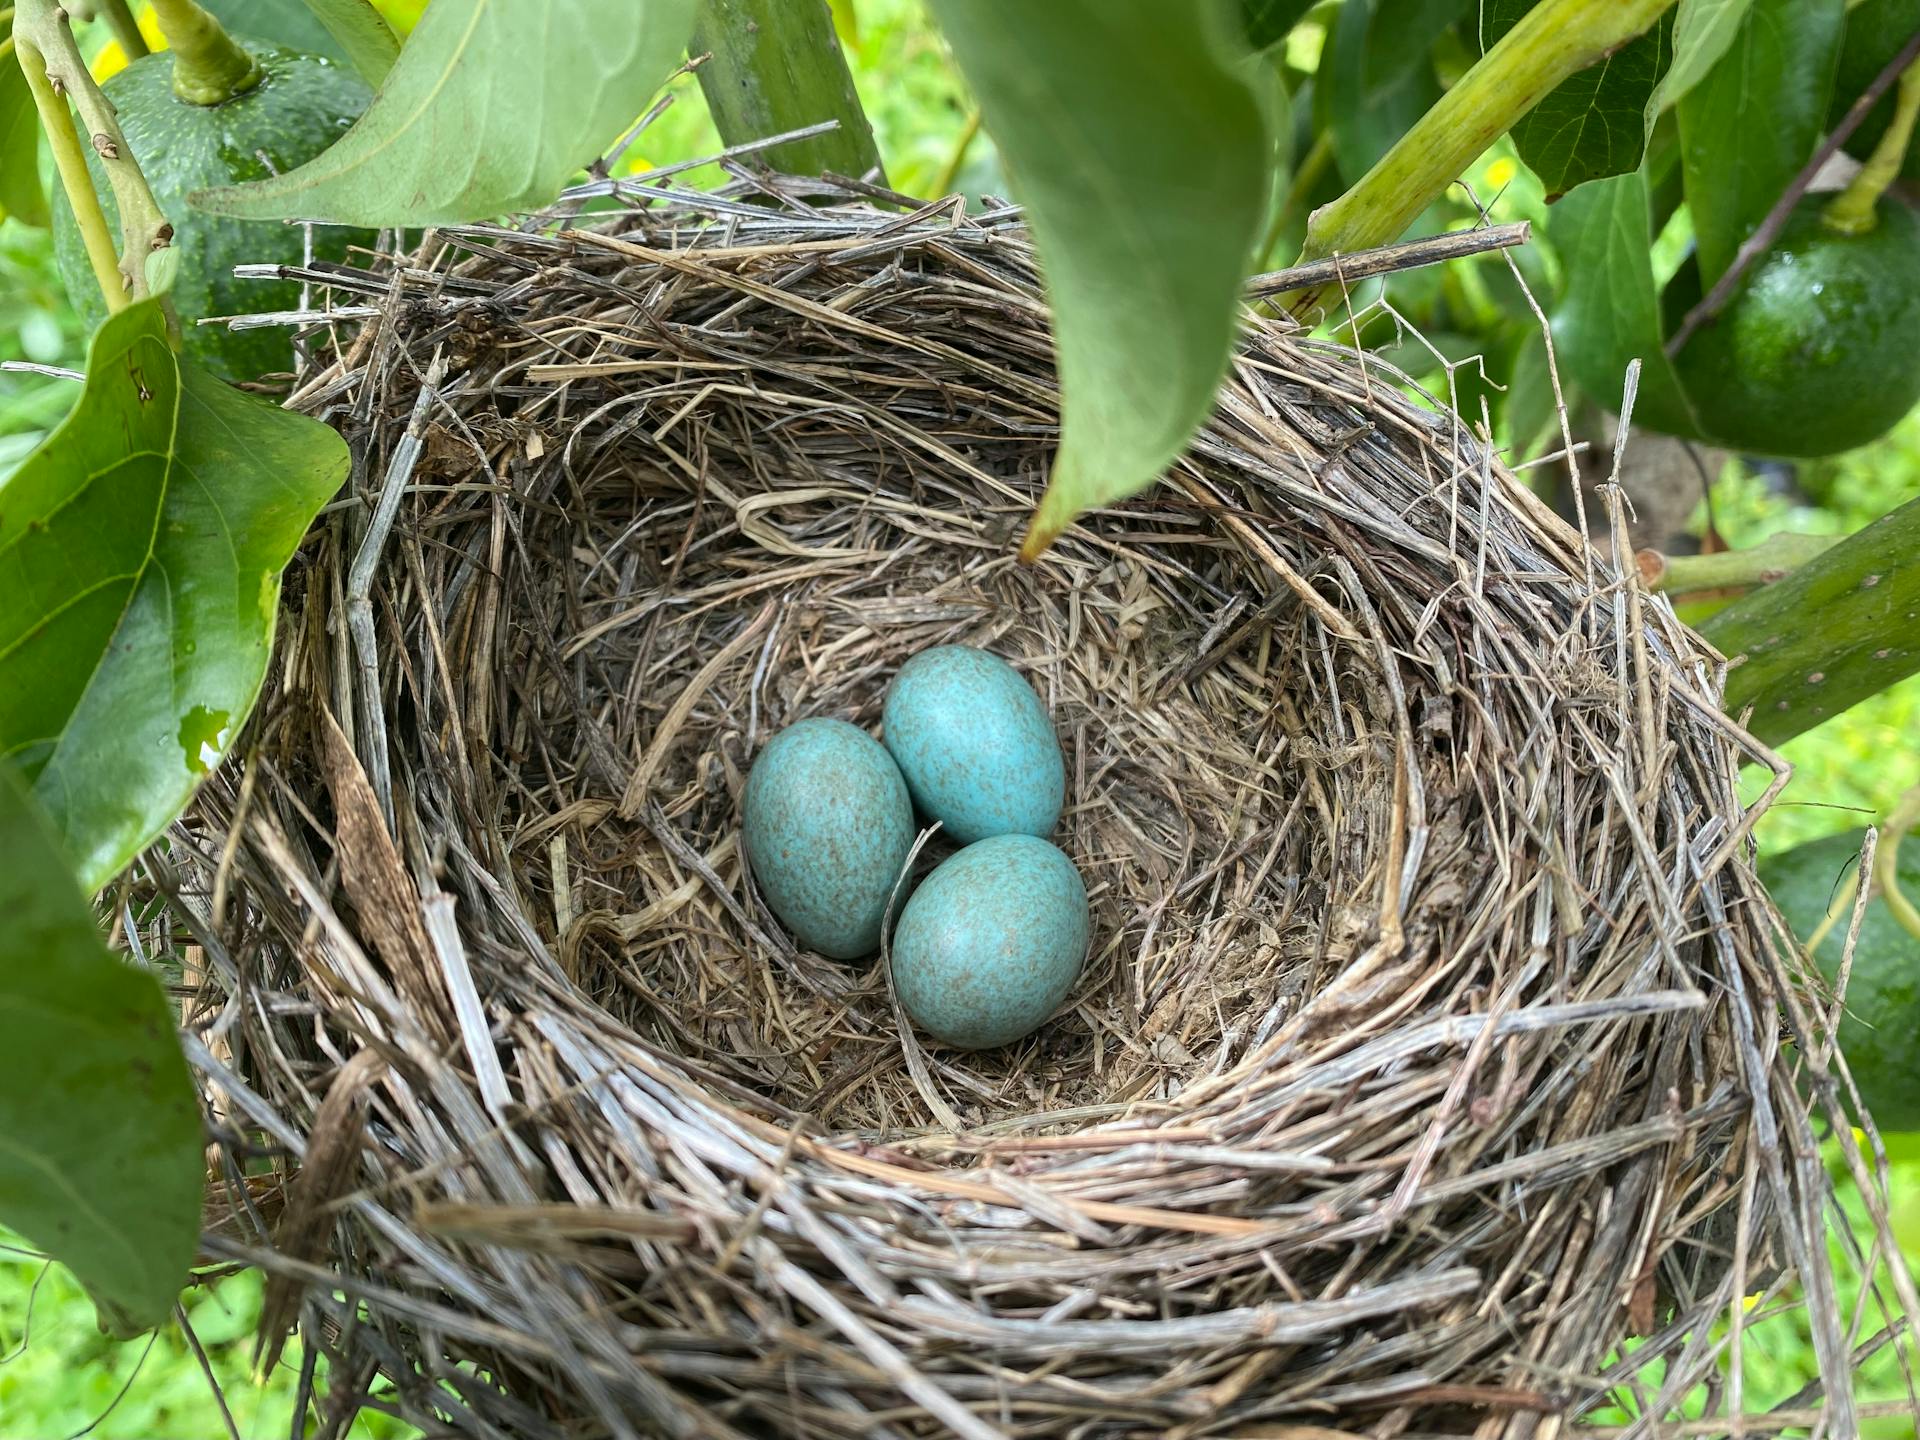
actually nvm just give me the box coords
[14,0,172,308]
[1636,532,1840,595]
[1289,0,1674,323]
[1667,26,1920,357]
[692,0,884,187]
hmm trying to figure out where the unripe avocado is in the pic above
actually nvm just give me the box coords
[53,39,375,381]
[1666,197,1920,458]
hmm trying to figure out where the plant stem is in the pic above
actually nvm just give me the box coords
[1290,0,1674,322]
[13,20,123,306]
[1668,26,1920,357]
[14,0,172,308]
[1875,782,1920,942]
[1638,532,1841,595]
[147,0,259,103]
[929,107,980,200]
[1825,57,1920,235]
[94,0,147,59]
[692,0,885,186]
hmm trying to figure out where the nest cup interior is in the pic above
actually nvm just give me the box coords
[505,384,1341,1136]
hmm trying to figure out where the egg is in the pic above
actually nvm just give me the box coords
[890,834,1089,1050]
[742,717,916,959]
[882,645,1064,845]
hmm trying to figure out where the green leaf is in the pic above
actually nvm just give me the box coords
[925,0,1270,558]
[1481,1,1675,199]
[1677,0,1846,285]
[200,0,399,84]
[0,300,349,889]
[1242,0,1314,52]
[1760,827,1920,1129]
[0,13,49,227]
[189,0,699,226]
[1646,0,1757,120]
[1547,166,1699,436]
[1702,497,1920,744]
[295,0,401,84]
[0,761,203,1336]
[1828,0,1920,181]
[1317,0,1470,184]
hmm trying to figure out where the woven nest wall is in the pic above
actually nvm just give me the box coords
[149,184,1910,1439]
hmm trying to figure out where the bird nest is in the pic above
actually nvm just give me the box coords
[144,181,1914,1438]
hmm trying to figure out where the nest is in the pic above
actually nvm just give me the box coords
[147,180,1915,1438]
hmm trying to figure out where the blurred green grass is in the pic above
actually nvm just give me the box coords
[3,0,1918,1434]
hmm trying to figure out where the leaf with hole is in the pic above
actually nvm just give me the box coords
[0,12,48,227]
[0,761,203,1336]
[1547,166,1698,437]
[0,299,349,889]
[1760,826,1920,1129]
[926,0,1271,559]
[189,0,699,226]
[200,0,399,84]
[1481,0,1674,199]
[1676,0,1845,286]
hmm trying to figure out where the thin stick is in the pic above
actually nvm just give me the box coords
[1667,26,1920,357]
[1247,221,1530,301]
[347,353,446,828]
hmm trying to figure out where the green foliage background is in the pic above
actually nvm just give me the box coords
[2,0,1917,1434]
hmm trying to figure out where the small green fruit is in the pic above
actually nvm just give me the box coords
[1667,197,1920,458]
[53,40,375,382]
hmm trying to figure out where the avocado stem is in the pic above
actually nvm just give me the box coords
[94,0,148,60]
[12,0,173,310]
[1824,57,1920,237]
[147,0,260,105]
[1288,0,1676,323]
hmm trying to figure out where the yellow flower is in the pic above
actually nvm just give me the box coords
[90,4,168,83]
[1484,156,1519,191]
[92,0,425,83]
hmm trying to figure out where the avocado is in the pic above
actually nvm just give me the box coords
[53,39,375,382]
[1665,196,1920,458]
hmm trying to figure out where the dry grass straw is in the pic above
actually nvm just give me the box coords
[136,175,1920,1437]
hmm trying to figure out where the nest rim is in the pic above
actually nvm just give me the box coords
[148,181,1911,1439]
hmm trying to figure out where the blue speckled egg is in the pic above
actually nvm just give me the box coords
[890,834,1089,1050]
[742,718,916,959]
[882,645,1064,845]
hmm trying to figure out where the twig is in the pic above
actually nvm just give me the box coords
[174,1301,245,1440]
[13,0,172,308]
[0,359,84,381]
[1292,0,1672,318]
[347,352,447,828]
[1636,532,1841,595]
[1247,221,1531,300]
[1667,26,1920,357]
